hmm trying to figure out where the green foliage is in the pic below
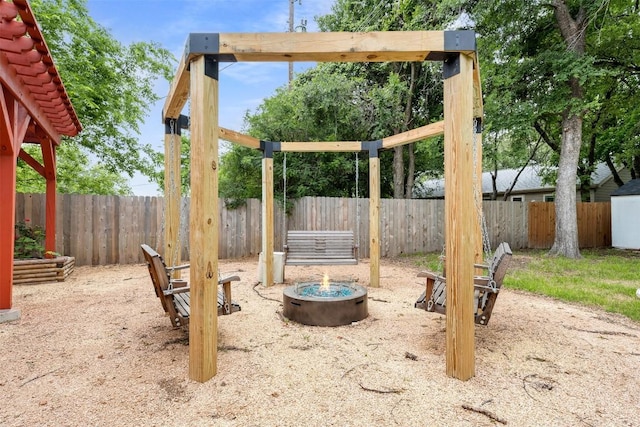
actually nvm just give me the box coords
[16,143,132,195]
[465,0,640,184]
[27,0,175,188]
[222,69,372,200]
[151,135,192,196]
[14,221,45,259]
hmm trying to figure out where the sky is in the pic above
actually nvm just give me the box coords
[86,0,335,196]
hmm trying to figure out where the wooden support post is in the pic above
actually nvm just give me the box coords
[41,138,57,257]
[188,56,220,382]
[443,53,476,380]
[0,153,16,310]
[164,117,182,275]
[369,148,381,287]
[261,146,274,287]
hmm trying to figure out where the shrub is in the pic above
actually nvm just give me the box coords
[14,220,45,259]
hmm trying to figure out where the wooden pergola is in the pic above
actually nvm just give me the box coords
[0,0,82,323]
[162,31,484,382]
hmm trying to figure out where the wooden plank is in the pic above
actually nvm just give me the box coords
[218,127,261,149]
[382,121,445,149]
[188,56,220,383]
[444,53,475,380]
[162,52,190,120]
[280,141,362,152]
[217,31,446,63]
[369,156,380,287]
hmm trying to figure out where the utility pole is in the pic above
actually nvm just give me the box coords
[288,0,297,83]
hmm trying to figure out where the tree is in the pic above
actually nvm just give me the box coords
[16,143,132,195]
[220,69,371,203]
[24,0,174,192]
[318,0,446,198]
[458,0,636,258]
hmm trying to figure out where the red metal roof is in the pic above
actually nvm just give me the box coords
[0,0,81,139]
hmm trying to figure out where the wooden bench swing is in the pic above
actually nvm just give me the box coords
[284,230,358,265]
[281,153,359,267]
[415,242,512,325]
[141,244,241,328]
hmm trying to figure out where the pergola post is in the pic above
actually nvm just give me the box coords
[188,55,220,382]
[164,116,185,275]
[443,52,476,380]
[368,144,381,288]
[261,143,275,287]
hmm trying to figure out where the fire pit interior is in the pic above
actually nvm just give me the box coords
[283,275,368,326]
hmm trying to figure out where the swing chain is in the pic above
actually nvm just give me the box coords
[472,117,492,263]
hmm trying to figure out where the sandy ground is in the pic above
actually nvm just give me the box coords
[1,256,639,427]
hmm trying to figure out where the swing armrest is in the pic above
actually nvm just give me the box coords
[165,263,190,275]
[418,270,444,281]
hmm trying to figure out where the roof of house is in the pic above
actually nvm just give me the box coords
[0,0,82,138]
[611,179,640,196]
[416,163,617,198]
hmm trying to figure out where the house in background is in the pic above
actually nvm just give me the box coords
[415,163,631,202]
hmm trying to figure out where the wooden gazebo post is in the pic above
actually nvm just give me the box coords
[443,52,476,380]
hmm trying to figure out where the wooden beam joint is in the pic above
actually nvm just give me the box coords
[259,140,281,158]
[362,140,382,158]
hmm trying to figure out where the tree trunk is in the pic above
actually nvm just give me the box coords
[393,146,404,198]
[405,142,415,198]
[549,113,582,258]
[549,0,586,258]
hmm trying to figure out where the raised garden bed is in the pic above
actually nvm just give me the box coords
[13,256,75,285]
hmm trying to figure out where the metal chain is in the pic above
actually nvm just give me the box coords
[471,117,493,263]
[282,152,287,250]
[355,152,360,258]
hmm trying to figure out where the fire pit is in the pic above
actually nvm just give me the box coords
[283,275,368,326]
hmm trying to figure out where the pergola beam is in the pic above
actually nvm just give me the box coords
[219,127,261,149]
[280,141,363,152]
[382,120,444,149]
[163,52,190,120]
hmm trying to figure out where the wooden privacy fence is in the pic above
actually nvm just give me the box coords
[14,194,609,266]
[528,202,611,248]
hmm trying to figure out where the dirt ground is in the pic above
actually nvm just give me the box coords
[1,256,639,427]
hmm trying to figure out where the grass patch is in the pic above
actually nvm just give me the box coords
[406,248,640,322]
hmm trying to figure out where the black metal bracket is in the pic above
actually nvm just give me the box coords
[164,115,189,135]
[425,30,477,61]
[444,30,476,52]
[260,140,281,158]
[204,55,218,80]
[184,33,238,63]
[443,53,461,79]
[474,118,483,133]
[362,140,383,158]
